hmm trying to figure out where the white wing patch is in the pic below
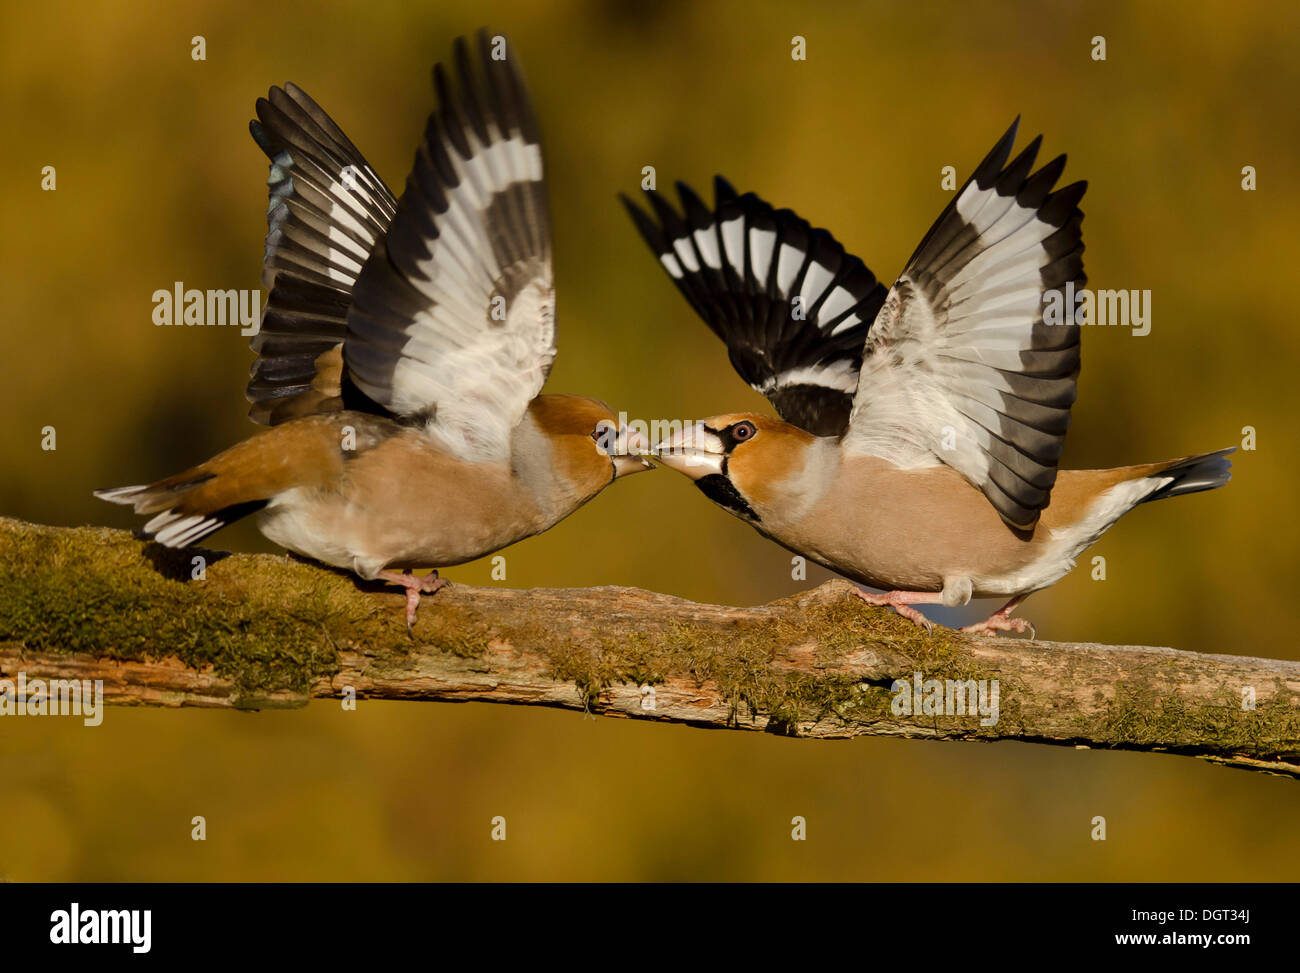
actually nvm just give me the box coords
[844,121,1086,529]
[621,177,889,438]
[343,32,556,463]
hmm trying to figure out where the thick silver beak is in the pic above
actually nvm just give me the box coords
[651,423,724,480]
[612,427,654,478]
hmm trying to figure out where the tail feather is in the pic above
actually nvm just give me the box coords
[95,416,345,549]
[1140,447,1235,504]
[92,484,149,505]
[143,509,227,548]
[144,500,268,548]
[93,473,267,550]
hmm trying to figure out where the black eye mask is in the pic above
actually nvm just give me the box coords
[713,421,756,453]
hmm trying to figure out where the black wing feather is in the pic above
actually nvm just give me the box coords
[622,179,886,437]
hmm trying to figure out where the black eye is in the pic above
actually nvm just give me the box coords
[732,421,756,442]
[591,421,616,450]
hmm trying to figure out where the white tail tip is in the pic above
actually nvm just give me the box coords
[93,485,148,505]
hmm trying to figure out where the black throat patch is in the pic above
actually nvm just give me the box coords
[695,473,759,522]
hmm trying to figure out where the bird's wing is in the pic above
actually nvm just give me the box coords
[842,120,1087,530]
[622,178,887,438]
[343,30,555,463]
[246,82,398,426]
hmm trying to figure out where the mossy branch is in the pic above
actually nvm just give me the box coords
[1,517,1297,778]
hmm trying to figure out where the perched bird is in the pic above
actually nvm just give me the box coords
[624,120,1232,635]
[97,31,652,627]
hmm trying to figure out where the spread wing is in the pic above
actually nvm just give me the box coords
[843,119,1087,530]
[343,30,555,462]
[246,83,398,425]
[622,178,887,437]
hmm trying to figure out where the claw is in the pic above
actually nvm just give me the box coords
[851,588,940,630]
[851,587,1035,638]
[961,616,1035,638]
[377,569,449,633]
[960,595,1034,638]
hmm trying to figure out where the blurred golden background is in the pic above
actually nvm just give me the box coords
[2,0,1298,880]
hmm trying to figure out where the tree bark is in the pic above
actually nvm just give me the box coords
[1,517,1297,778]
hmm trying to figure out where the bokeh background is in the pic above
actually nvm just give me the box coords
[3,0,1298,880]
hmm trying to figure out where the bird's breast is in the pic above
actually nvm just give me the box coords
[257,433,550,576]
[768,454,1054,594]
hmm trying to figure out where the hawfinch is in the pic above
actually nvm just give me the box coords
[97,32,651,627]
[624,120,1232,636]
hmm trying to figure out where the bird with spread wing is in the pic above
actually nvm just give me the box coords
[625,121,1231,635]
[97,31,652,628]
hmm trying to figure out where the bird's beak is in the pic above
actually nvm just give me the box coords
[651,423,725,479]
[611,426,654,478]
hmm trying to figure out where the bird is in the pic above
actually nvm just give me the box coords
[622,120,1232,636]
[96,30,652,629]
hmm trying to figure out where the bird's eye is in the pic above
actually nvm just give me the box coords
[591,421,617,450]
[732,421,757,442]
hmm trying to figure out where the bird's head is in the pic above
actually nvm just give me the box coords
[652,413,817,523]
[525,395,653,493]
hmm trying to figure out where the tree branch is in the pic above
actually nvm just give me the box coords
[1,517,1297,778]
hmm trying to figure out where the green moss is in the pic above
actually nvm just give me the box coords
[0,520,379,700]
[1101,679,1300,760]
[405,603,496,660]
[536,590,1011,737]
[0,519,1027,733]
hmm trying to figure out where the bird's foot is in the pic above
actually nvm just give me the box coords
[961,615,1035,638]
[851,588,940,630]
[377,569,450,632]
[961,599,1035,639]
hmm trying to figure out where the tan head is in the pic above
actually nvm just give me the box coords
[652,412,817,523]
[523,395,653,499]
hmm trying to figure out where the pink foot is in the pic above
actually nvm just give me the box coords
[851,588,942,630]
[960,596,1035,639]
[377,569,450,631]
[961,616,1035,638]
